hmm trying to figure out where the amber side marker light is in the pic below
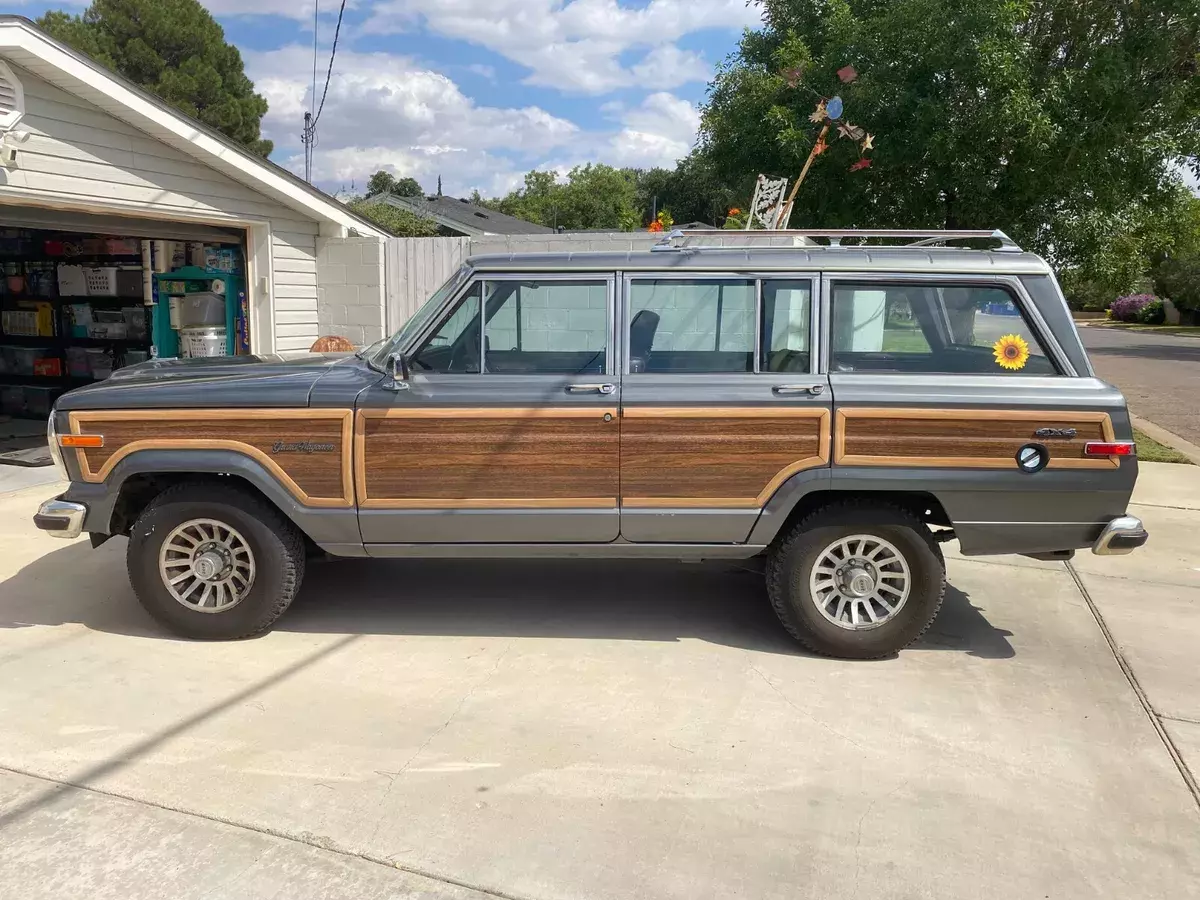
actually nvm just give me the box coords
[1084,441,1135,457]
[58,434,104,449]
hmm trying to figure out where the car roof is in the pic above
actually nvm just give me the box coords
[465,246,1054,277]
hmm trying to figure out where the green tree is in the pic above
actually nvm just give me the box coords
[488,165,642,230]
[346,198,438,237]
[39,0,272,156]
[699,0,1200,267]
[634,156,739,227]
[366,170,424,198]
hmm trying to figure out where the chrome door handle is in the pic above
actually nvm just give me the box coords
[773,384,825,395]
[567,383,616,395]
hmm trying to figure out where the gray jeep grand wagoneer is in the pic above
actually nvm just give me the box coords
[36,229,1147,658]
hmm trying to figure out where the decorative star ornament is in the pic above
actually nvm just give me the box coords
[837,122,865,141]
[784,65,806,88]
[837,65,858,83]
[809,101,827,123]
[849,158,872,172]
[862,133,875,151]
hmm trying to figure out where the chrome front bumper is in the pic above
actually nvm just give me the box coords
[34,499,87,540]
[1092,515,1148,556]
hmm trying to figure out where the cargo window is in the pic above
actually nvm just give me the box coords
[627,279,756,373]
[829,282,1058,376]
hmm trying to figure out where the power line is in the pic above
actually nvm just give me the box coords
[311,0,347,131]
[304,0,319,183]
[302,0,347,182]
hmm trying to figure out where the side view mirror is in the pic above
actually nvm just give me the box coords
[387,352,412,391]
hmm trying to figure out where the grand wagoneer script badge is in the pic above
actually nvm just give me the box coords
[271,441,336,454]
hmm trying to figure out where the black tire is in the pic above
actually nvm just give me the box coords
[765,502,946,659]
[127,482,306,639]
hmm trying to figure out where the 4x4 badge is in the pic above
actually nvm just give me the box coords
[1034,427,1077,439]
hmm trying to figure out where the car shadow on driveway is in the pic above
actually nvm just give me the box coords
[0,542,1014,659]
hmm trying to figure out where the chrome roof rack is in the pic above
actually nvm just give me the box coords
[651,228,1022,253]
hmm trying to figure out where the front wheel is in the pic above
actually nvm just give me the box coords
[127,482,306,639]
[766,503,946,659]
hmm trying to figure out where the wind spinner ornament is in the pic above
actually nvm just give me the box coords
[773,63,877,229]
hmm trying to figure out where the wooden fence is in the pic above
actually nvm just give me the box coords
[383,237,471,332]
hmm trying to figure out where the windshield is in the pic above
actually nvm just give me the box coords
[367,264,472,369]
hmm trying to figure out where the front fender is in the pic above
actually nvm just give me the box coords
[60,448,364,554]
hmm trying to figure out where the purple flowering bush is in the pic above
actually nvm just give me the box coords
[1109,294,1158,322]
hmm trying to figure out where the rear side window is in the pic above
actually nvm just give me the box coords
[627,279,756,373]
[830,282,1057,375]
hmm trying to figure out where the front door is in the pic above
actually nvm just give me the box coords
[618,274,832,543]
[356,273,620,545]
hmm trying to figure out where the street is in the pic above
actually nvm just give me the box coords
[0,468,1198,899]
[1080,326,1200,445]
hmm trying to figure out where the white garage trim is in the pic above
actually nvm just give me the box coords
[0,15,384,239]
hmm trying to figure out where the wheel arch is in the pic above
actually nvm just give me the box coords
[73,449,363,554]
[748,469,952,546]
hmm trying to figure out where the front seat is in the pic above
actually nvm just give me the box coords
[628,309,661,373]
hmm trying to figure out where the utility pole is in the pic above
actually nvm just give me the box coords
[302,112,312,183]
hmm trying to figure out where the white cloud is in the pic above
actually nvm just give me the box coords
[604,92,700,168]
[247,44,702,195]
[364,0,761,94]
[246,45,581,193]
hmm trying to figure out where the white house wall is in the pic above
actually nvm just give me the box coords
[0,62,323,352]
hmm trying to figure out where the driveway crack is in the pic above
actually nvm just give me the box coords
[1065,561,1200,813]
[749,664,867,752]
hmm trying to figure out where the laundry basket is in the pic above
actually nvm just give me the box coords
[180,326,227,358]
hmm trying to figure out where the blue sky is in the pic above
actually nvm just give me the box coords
[17,0,763,196]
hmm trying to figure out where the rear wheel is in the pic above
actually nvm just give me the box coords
[766,502,945,659]
[127,483,305,639]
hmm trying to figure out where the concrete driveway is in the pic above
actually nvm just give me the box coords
[0,468,1197,899]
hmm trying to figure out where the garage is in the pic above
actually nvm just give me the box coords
[2,210,249,422]
[0,15,388,444]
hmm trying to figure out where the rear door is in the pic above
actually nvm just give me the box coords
[824,273,1135,555]
[618,273,832,543]
[356,272,620,545]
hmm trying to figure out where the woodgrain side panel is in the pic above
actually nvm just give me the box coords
[68,409,354,507]
[620,407,830,508]
[358,408,619,509]
[835,408,1118,470]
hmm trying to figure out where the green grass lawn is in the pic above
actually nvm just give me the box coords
[1134,428,1192,464]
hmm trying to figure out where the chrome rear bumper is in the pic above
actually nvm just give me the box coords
[34,499,87,540]
[1092,515,1148,555]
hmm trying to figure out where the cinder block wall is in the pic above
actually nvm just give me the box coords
[316,236,387,347]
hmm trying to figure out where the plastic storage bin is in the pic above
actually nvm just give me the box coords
[22,386,58,418]
[66,347,91,378]
[176,292,225,328]
[85,348,114,379]
[122,307,147,340]
[57,265,89,296]
[85,267,119,296]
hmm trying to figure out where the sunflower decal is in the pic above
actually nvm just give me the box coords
[993,334,1030,370]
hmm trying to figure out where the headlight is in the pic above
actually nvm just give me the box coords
[47,411,68,481]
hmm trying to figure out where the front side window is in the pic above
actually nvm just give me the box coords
[409,278,609,375]
[830,282,1057,375]
[484,280,608,374]
[627,279,756,373]
[410,283,482,373]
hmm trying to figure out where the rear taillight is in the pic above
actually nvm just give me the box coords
[1084,441,1135,457]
